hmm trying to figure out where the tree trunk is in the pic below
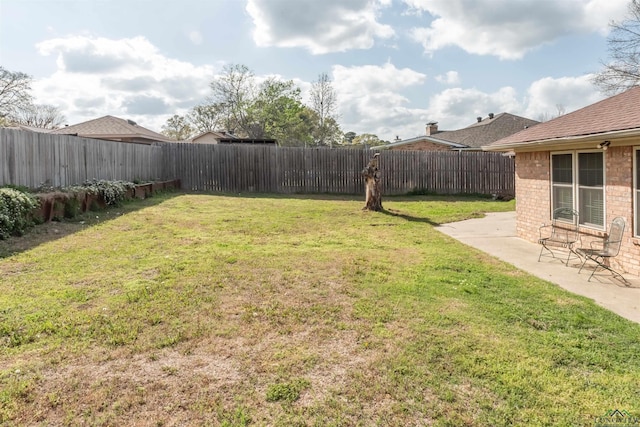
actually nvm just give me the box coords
[362,153,382,211]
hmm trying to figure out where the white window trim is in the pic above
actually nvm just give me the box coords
[550,150,606,231]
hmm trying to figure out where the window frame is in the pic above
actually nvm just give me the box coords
[550,150,605,230]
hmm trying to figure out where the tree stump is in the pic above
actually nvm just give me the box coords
[362,153,382,211]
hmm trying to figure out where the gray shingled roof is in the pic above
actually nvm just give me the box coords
[436,113,539,148]
[486,86,640,149]
[50,115,174,143]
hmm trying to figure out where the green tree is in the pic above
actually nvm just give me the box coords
[251,78,300,137]
[352,133,388,147]
[343,131,357,145]
[593,0,640,94]
[161,114,194,140]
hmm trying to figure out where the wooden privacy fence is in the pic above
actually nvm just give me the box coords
[163,144,515,196]
[0,129,514,196]
[0,129,164,188]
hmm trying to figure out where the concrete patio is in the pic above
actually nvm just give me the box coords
[436,211,640,324]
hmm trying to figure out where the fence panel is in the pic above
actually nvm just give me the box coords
[0,129,514,195]
[164,144,513,196]
[0,129,164,188]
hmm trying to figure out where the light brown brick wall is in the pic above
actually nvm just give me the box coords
[516,146,640,277]
[389,141,451,151]
[515,152,551,242]
[603,146,640,275]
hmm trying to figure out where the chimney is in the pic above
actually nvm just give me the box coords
[477,117,482,123]
[488,112,494,119]
[426,121,438,135]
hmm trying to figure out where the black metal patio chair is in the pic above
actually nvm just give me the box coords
[577,217,627,283]
[538,207,581,266]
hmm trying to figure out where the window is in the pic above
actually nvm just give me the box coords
[551,153,573,214]
[635,148,640,236]
[551,151,604,228]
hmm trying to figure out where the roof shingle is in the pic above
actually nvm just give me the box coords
[50,115,173,143]
[437,113,538,147]
[487,86,640,147]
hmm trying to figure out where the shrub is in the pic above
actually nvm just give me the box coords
[0,188,40,239]
[81,179,135,206]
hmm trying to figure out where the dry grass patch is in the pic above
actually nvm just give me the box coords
[1,193,639,426]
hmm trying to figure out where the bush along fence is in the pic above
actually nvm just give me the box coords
[0,179,180,239]
[2,129,515,197]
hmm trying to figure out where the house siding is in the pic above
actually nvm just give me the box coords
[515,145,640,277]
[192,133,220,144]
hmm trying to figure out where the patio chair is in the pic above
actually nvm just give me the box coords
[578,217,627,283]
[538,207,581,266]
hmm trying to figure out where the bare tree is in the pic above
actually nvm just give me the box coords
[209,64,256,137]
[310,72,340,147]
[162,114,194,140]
[188,104,226,134]
[593,0,640,94]
[0,67,33,120]
[537,104,567,123]
[10,103,66,129]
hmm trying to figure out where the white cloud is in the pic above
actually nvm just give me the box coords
[188,30,203,45]
[33,35,215,131]
[426,86,521,129]
[246,0,395,54]
[331,62,428,140]
[420,75,605,131]
[435,71,460,85]
[363,73,606,141]
[27,36,609,145]
[404,0,629,59]
[523,75,605,121]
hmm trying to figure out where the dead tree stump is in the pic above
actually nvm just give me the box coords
[362,153,382,211]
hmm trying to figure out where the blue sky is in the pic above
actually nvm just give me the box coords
[0,0,631,141]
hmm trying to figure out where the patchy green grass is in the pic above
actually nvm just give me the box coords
[0,193,638,426]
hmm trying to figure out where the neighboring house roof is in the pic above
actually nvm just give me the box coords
[378,112,538,151]
[190,130,238,143]
[49,115,174,144]
[218,138,277,145]
[436,113,539,148]
[485,86,640,151]
[375,134,467,150]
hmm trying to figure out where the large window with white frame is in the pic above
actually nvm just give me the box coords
[551,151,604,228]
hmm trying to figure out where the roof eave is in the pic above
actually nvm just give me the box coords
[374,135,467,150]
[74,133,174,143]
[483,127,640,152]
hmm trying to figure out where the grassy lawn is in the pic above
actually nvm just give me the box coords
[1,193,639,426]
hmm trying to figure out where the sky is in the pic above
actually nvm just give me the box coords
[0,0,632,142]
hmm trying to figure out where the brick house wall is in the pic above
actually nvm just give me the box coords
[388,140,451,151]
[515,152,551,242]
[515,146,640,277]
